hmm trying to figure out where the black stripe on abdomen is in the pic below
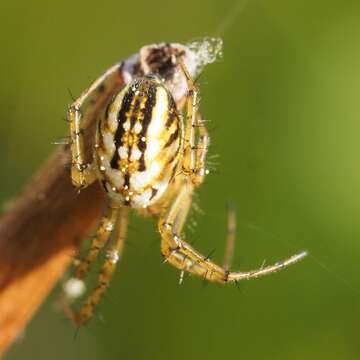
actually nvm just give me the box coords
[110,90,134,169]
[137,82,157,171]
[164,126,179,148]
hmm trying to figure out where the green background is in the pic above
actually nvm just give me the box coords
[1,0,360,359]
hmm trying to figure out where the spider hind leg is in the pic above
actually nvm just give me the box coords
[64,206,129,326]
[160,205,307,284]
[159,179,307,283]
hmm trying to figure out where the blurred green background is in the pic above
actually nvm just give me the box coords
[1,0,360,359]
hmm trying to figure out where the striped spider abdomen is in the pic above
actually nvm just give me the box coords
[95,75,182,209]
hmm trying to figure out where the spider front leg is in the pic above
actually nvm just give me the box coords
[68,63,122,188]
[67,206,129,326]
[68,104,97,188]
[178,59,209,187]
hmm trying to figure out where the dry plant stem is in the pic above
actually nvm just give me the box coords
[0,42,196,355]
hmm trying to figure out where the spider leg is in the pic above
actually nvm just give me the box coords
[71,206,129,326]
[167,186,236,272]
[159,182,307,283]
[193,113,210,186]
[178,60,209,187]
[159,181,224,277]
[68,63,122,188]
[74,206,119,280]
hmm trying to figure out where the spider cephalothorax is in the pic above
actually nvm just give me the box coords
[65,40,307,326]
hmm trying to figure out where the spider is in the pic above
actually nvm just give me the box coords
[65,49,307,326]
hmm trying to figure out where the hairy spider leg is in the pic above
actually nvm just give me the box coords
[68,63,123,188]
[159,61,307,283]
[74,206,119,280]
[73,206,129,326]
[177,59,209,187]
